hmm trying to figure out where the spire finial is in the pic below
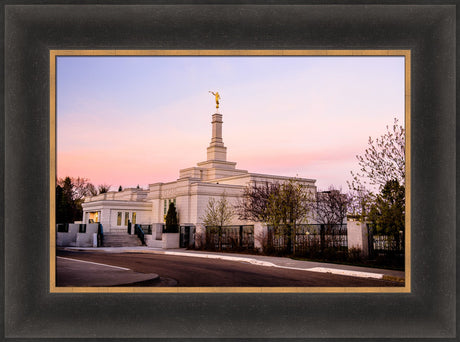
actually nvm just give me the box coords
[209,91,221,109]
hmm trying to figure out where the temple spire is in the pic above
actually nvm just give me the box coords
[207,112,227,161]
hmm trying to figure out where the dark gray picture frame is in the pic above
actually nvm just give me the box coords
[2,2,456,340]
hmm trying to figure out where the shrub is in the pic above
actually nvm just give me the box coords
[164,202,179,233]
[347,247,362,262]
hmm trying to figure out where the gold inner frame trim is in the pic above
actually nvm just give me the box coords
[49,49,411,294]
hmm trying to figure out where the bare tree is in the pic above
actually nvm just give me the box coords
[57,176,96,201]
[236,181,280,222]
[86,183,98,196]
[314,186,350,251]
[97,184,111,194]
[348,118,405,223]
[315,186,350,226]
[267,180,312,254]
[56,176,97,223]
[349,118,405,193]
[201,194,234,250]
[202,195,234,227]
[347,187,373,222]
[238,179,312,254]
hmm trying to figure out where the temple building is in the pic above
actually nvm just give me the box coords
[81,106,317,247]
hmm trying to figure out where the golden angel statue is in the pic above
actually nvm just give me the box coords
[209,91,221,109]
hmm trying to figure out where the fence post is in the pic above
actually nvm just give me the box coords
[320,224,325,255]
[346,218,369,258]
[254,222,267,251]
[195,223,206,248]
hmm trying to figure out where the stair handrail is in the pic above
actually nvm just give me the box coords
[97,223,104,247]
[134,224,146,246]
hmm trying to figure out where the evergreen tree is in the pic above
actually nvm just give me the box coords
[55,176,98,223]
[56,177,78,223]
[368,179,405,250]
[165,202,179,233]
[348,118,405,222]
[56,185,66,223]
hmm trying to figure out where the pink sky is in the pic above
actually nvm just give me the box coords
[57,56,405,191]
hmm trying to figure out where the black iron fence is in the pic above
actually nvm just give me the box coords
[56,222,104,247]
[180,226,194,248]
[56,223,87,233]
[266,224,348,258]
[78,224,86,233]
[56,223,69,233]
[138,224,152,235]
[367,224,404,266]
[205,225,255,251]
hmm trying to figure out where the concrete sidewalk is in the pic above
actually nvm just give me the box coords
[59,246,405,282]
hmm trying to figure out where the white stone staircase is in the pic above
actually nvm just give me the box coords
[102,233,144,247]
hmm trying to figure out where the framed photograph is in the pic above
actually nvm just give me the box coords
[51,50,409,294]
[3,2,456,340]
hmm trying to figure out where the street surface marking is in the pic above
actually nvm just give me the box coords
[57,256,131,271]
[306,267,383,279]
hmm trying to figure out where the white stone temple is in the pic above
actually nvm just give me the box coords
[81,108,317,246]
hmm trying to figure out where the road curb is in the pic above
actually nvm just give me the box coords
[59,247,403,281]
[118,273,162,287]
[124,249,388,280]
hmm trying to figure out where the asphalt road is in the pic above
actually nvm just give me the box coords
[56,250,403,287]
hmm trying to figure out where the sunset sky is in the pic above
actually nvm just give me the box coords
[56,55,405,191]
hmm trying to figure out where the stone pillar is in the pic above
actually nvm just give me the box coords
[347,219,369,257]
[100,208,111,231]
[195,223,206,248]
[162,233,180,249]
[152,223,164,240]
[254,222,268,251]
[207,113,227,161]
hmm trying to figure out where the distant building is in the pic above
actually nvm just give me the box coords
[81,110,317,244]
